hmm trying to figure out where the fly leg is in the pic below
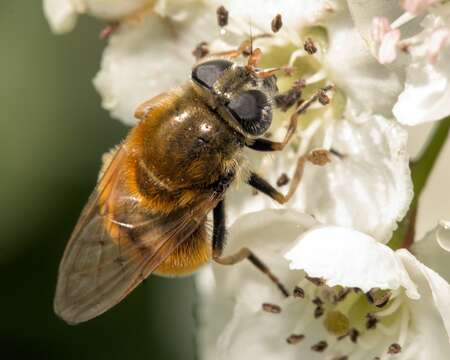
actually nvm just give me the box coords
[211,200,289,297]
[247,149,332,204]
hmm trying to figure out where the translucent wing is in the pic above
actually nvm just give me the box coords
[54,145,223,324]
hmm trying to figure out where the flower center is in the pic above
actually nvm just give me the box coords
[278,277,412,358]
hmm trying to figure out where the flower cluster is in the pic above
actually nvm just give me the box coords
[44,0,450,359]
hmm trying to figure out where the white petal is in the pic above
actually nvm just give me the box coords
[228,113,413,243]
[216,297,325,360]
[82,0,150,20]
[404,306,450,359]
[43,0,79,34]
[398,249,450,340]
[413,221,450,283]
[94,5,217,125]
[393,45,450,125]
[285,225,419,296]
[324,0,403,116]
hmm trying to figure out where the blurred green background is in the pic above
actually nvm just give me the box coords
[0,2,195,359]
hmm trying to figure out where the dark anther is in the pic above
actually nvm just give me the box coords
[306,275,325,286]
[293,286,305,298]
[274,79,306,112]
[192,41,209,60]
[217,6,229,27]
[312,297,323,306]
[276,173,290,187]
[333,288,351,304]
[349,328,360,343]
[332,357,348,360]
[366,289,391,308]
[304,37,318,54]
[262,303,281,314]
[366,313,378,330]
[318,91,330,105]
[311,340,328,352]
[271,14,283,33]
[388,343,402,354]
[286,334,305,344]
[314,306,324,319]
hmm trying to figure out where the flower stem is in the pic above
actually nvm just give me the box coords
[389,116,450,250]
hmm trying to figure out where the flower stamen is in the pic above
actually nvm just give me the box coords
[311,340,328,352]
[262,303,282,313]
[286,334,305,344]
[387,342,402,354]
[293,285,305,298]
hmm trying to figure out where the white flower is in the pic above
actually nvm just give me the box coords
[347,0,450,125]
[197,210,450,359]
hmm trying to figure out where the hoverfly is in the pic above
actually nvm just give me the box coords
[54,37,332,324]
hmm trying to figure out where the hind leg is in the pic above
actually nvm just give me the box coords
[211,200,289,297]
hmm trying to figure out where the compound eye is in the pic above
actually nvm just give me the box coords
[192,59,233,89]
[227,90,272,136]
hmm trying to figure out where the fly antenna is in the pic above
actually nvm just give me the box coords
[246,18,262,70]
[249,18,254,59]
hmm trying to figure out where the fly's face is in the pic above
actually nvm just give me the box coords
[191,59,278,138]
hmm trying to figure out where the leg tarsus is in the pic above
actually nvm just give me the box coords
[214,247,289,297]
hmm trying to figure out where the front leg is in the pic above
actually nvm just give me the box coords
[211,200,289,297]
[247,85,333,152]
[247,149,331,204]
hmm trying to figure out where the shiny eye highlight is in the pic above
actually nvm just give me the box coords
[191,59,233,89]
[227,90,272,136]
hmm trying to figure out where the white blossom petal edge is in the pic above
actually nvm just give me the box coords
[413,220,450,283]
[285,226,418,296]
